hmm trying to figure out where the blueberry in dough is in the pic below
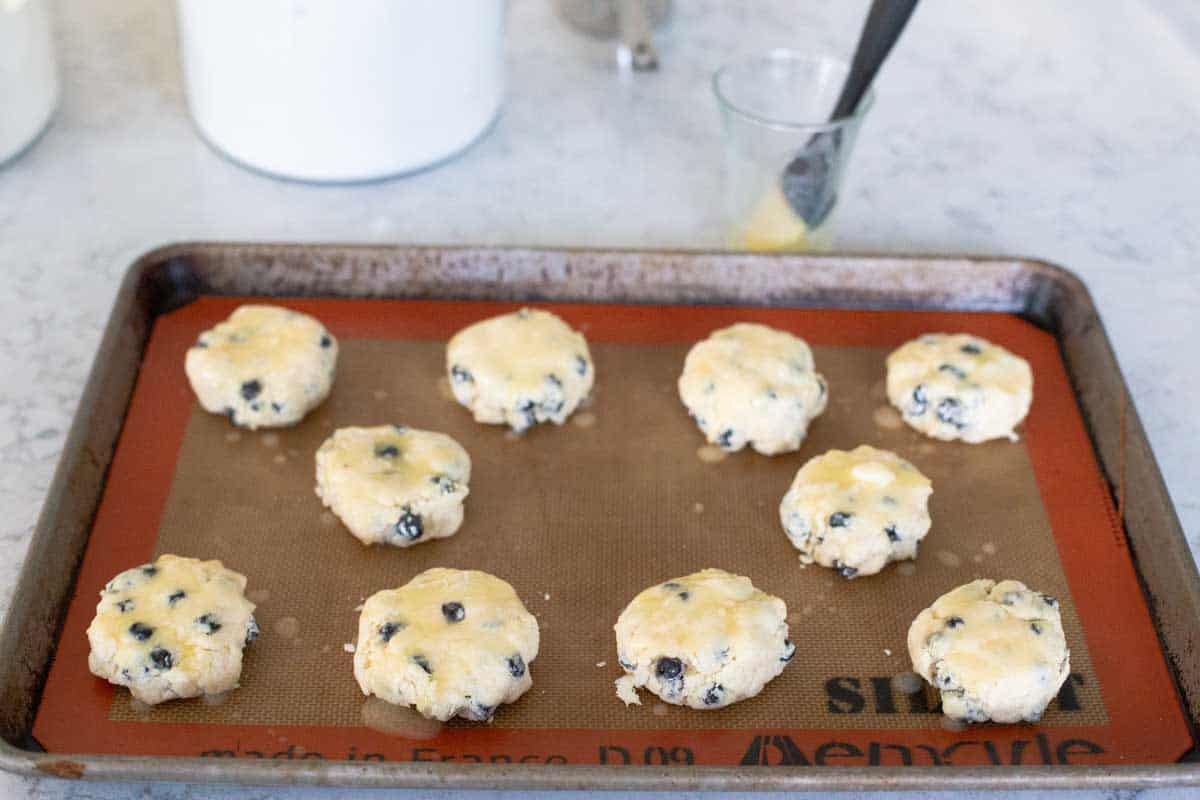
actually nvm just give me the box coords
[910,384,929,416]
[442,602,465,623]
[431,474,458,494]
[507,654,526,678]
[395,510,423,541]
[655,657,683,680]
[938,363,968,380]
[149,648,173,671]
[937,397,966,429]
[379,621,404,642]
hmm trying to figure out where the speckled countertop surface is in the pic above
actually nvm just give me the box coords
[2,0,1199,797]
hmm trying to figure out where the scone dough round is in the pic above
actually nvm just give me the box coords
[886,333,1032,443]
[354,568,540,721]
[614,569,793,709]
[907,578,1069,723]
[185,304,338,429]
[446,308,594,433]
[315,425,471,547]
[87,555,259,705]
[678,323,827,456]
[779,445,932,578]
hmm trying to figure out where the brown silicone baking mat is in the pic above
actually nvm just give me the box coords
[32,297,1190,767]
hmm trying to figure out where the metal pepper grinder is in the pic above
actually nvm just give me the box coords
[557,0,671,71]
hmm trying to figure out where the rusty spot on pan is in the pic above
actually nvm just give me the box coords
[35,758,85,779]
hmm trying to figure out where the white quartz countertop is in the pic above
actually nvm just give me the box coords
[2,0,1199,797]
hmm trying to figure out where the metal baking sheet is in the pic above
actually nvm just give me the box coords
[1,244,1197,791]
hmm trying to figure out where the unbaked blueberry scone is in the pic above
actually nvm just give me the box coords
[614,569,793,709]
[678,323,827,455]
[87,555,259,704]
[354,569,539,722]
[446,308,593,433]
[315,425,471,547]
[886,333,1032,443]
[907,578,1069,723]
[185,304,337,429]
[779,445,933,578]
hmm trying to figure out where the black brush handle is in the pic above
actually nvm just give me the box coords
[830,0,919,121]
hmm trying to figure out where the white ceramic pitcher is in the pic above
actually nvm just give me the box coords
[0,0,58,167]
